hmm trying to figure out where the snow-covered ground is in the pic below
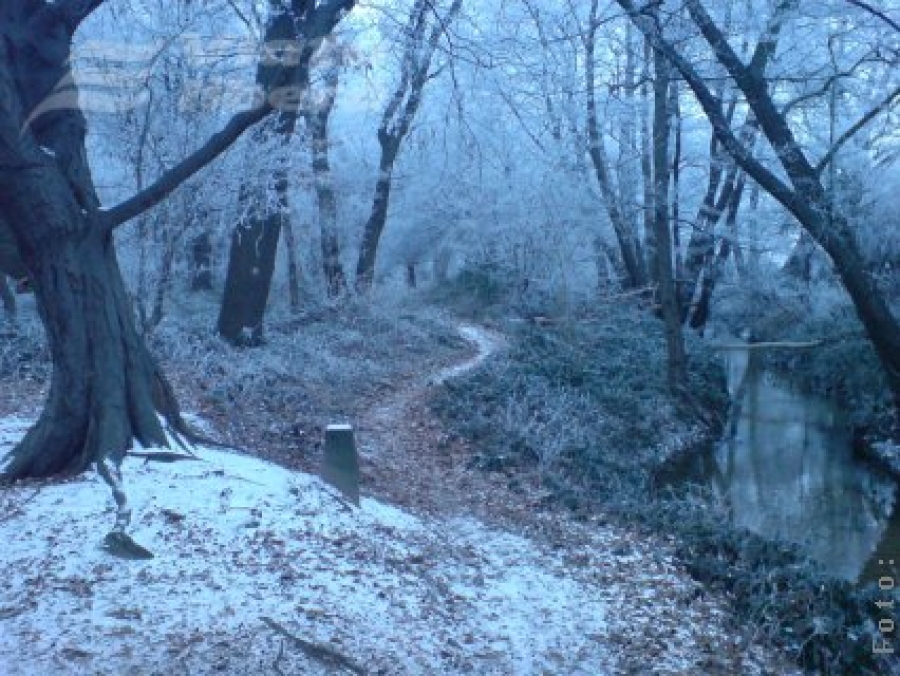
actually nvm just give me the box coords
[0,323,800,675]
[0,417,617,675]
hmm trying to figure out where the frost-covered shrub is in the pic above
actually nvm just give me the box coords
[650,496,897,676]
[431,302,727,497]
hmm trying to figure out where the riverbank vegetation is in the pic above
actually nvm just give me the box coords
[430,280,896,675]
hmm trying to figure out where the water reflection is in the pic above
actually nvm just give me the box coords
[683,342,898,582]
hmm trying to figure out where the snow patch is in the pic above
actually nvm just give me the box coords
[0,418,613,675]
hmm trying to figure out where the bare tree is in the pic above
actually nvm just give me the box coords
[354,0,464,292]
[0,0,354,481]
[614,0,900,404]
[583,0,647,290]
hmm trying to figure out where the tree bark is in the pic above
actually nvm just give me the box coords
[650,26,687,394]
[0,0,355,480]
[0,180,177,477]
[356,147,398,291]
[306,64,347,297]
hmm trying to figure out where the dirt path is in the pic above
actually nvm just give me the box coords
[355,323,799,676]
[357,323,513,519]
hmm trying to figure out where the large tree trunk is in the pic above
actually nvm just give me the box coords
[217,176,287,346]
[217,3,309,345]
[0,7,187,481]
[0,172,180,479]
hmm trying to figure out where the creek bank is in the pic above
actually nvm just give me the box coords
[727,301,900,480]
[430,308,898,675]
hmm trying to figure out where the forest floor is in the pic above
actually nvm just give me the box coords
[0,297,802,675]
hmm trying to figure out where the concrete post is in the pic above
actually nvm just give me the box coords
[321,423,360,507]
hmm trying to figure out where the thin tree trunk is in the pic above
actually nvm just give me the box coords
[0,276,15,328]
[356,149,398,291]
[650,24,687,394]
[148,227,180,330]
[306,64,347,297]
[690,173,746,331]
[640,35,658,287]
[671,79,684,295]
[354,0,464,292]
[282,219,303,312]
[190,231,213,292]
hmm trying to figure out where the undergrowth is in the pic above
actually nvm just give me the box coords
[430,300,897,676]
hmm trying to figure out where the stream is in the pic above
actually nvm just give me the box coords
[666,338,900,583]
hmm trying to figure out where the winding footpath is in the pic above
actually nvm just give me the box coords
[355,324,800,675]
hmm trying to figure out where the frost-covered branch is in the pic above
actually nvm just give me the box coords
[815,84,900,176]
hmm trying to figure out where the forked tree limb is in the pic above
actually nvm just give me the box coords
[102,105,273,232]
[101,0,357,233]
